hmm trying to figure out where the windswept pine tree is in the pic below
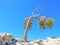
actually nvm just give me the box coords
[23,7,54,42]
[23,15,54,42]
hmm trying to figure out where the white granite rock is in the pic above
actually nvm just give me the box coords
[0,33,60,45]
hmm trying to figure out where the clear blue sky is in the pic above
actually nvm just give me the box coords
[0,0,60,40]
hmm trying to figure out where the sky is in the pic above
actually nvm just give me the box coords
[0,0,60,40]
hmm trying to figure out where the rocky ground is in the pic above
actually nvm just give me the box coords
[16,39,43,45]
[0,33,60,45]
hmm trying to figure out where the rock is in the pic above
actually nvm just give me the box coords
[0,33,60,45]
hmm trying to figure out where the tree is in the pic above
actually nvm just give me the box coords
[23,7,54,42]
[23,15,54,42]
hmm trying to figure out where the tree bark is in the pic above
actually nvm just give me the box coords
[24,29,28,42]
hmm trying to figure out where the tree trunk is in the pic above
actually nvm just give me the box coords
[23,15,36,42]
[24,29,28,42]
